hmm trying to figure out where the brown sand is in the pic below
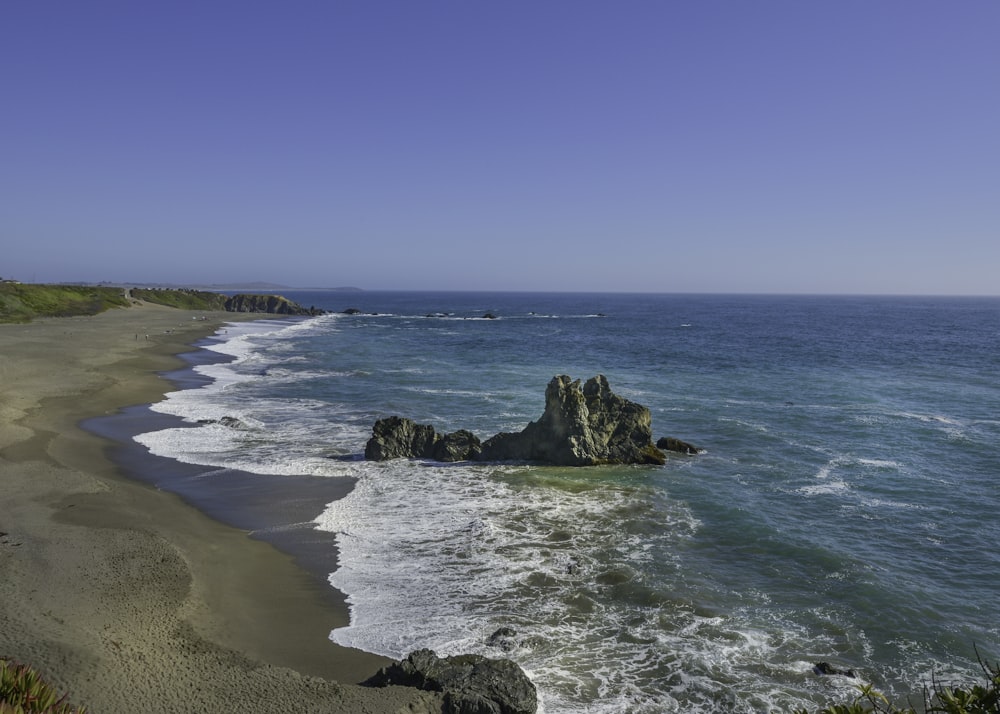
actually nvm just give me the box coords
[0,303,441,713]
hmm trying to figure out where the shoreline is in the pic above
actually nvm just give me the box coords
[84,336,358,609]
[0,303,439,712]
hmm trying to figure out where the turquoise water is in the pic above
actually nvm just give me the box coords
[136,292,1000,712]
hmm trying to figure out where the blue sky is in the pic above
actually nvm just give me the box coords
[3,2,998,294]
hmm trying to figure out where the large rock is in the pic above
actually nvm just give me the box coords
[363,648,537,714]
[365,417,482,462]
[364,416,439,461]
[477,375,666,466]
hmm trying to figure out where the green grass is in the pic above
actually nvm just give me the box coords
[130,288,227,311]
[0,284,130,324]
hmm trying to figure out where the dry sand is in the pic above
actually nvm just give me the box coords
[0,302,441,713]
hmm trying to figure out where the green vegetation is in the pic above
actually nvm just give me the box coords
[796,655,1000,714]
[130,288,227,311]
[0,283,130,324]
[0,658,87,714]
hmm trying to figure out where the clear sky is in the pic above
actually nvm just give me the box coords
[3,2,998,294]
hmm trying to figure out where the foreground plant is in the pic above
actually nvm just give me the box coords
[797,652,1000,714]
[0,658,87,714]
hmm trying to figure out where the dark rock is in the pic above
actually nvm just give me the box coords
[343,307,362,314]
[365,416,439,461]
[814,662,856,678]
[363,648,537,714]
[482,312,498,319]
[477,375,666,466]
[433,430,482,462]
[656,437,700,455]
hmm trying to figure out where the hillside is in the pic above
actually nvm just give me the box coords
[0,284,322,323]
[0,283,131,323]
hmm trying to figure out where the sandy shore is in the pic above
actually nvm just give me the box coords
[0,303,441,713]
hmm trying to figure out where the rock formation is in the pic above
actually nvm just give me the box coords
[223,293,323,315]
[477,375,666,466]
[365,417,482,462]
[363,375,703,467]
[363,648,537,714]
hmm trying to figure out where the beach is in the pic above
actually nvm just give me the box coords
[0,303,440,713]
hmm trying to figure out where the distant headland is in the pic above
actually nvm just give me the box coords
[0,281,346,323]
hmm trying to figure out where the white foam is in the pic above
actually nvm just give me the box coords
[314,459,845,712]
[797,456,905,498]
[135,316,370,475]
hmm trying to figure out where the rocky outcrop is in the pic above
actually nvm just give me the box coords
[477,375,666,466]
[365,417,482,462]
[362,648,537,714]
[223,294,324,315]
[365,375,683,467]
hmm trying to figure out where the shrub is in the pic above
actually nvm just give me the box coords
[0,658,87,714]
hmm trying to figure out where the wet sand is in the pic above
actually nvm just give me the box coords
[0,302,440,713]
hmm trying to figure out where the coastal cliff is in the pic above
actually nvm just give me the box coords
[222,293,323,315]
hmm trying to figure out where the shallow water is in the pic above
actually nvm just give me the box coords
[134,292,1000,712]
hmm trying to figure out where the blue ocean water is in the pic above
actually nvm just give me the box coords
[136,292,1000,713]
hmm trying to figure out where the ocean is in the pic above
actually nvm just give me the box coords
[127,292,999,713]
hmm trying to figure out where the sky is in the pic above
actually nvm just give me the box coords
[2,1,999,294]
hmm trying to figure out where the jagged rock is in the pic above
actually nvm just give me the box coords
[343,307,362,314]
[364,376,672,466]
[363,648,537,714]
[477,375,666,466]
[656,437,700,454]
[365,416,438,461]
[364,418,482,462]
[223,294,321,315]
[433,429,483,462]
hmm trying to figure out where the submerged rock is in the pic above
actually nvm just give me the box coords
[656,436,701,454]
[486,627,519,653]
[814,662,856,678]
[363,648,537,714]
[477,375,666,466]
